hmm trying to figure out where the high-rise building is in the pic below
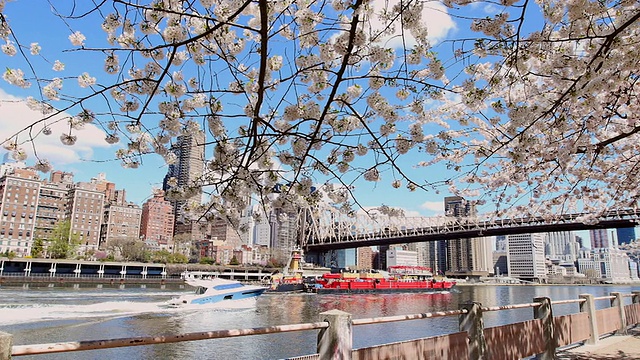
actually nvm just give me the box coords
[209,217,243,248]
[100,202,142,249]
[386,248,419,267]
[322,248,357,268]
[253,209,271,247]
[443,196,492,277]
[236,203,256,247]
[507,233,546,281]
[545,231,577,262]
[616,227,636,245]
[163,131,206,228]
[409,241,432,270]
[34,171,73,241]
[90,173,116,203]
[577,248,632,282]
[0,159,26,177]
[0,168,41,256]
[357,247,374,270]
[271,207,299,256]
[67,183,105,253]
[140,190,174,248]
[590,229,610,249]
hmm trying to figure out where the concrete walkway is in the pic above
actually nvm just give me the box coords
[557,328,640,359]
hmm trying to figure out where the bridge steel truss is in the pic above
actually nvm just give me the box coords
[301,207,640,252]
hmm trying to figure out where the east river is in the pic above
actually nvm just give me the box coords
[2,283,640,359]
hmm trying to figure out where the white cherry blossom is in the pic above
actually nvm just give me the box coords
[0,0,637,225]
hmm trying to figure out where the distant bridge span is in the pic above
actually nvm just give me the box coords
[301,208,640,252]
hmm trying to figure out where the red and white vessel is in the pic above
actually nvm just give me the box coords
[306,266,456,294]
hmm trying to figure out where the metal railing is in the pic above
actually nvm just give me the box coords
[1,291,640,360]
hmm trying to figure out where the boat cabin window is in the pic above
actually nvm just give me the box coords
[195,286,207,295]
[213,283,244,291]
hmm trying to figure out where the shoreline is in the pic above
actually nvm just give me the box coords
[0,275,185,287]
[455,281,640,287]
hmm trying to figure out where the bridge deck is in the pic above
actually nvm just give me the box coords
[557,327,640,359]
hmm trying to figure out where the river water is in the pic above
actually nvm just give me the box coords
[2,283,640,359]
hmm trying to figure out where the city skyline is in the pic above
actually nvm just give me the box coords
[3,155,634,249]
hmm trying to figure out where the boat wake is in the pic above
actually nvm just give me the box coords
[0,298,258,326]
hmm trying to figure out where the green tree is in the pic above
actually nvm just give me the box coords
[151,249,172,264]
[199,257,215,265]
[31,238,44,258]
[229,256,240,266]
[168,253,188,264]
[48,220,80,259]
[107,237,147,262]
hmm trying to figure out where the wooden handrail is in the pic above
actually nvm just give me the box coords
[482,302,540,312]
[11,322,329,356]
[6,291,640,358]
[352,309,467,326]
[551,298,585,305]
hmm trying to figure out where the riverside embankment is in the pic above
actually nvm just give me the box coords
[0,257,280,286]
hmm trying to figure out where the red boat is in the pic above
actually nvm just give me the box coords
[306,267,456,294]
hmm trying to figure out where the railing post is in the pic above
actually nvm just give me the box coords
[534,297,556,360]
[0,331,12,360]
[579,293,598,344]
[611,292,627,335]
[459,302,486,360]
[317,309,352,360]
[632,291,640,304]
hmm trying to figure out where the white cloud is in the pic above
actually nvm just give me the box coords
[368,0,456,48]
[420,201,444,214]
[482,4,501,14]
[0,88,110,166]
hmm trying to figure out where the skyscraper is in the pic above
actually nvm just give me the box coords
[590,229,610,249]
[545,231,576,261]
[163,131,206,235]
[507,233,546,281]
[443,196,492,277]
[616,227,636,245]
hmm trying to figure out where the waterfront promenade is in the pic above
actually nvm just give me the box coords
[558,327,640,359]
[3,290,640,359]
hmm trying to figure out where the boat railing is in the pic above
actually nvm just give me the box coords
[3,291,640,359]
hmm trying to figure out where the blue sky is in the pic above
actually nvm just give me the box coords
[0,0,470,213]
[0,0,634,250]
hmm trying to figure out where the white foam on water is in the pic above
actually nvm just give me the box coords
[0,298,258,326]
[165,296,259,311]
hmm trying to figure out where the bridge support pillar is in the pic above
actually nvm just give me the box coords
[611,292,627,335]
[579,294,598,345]
[459,302,486,360]
[534,297,556,360]
[0,331,12,360]
[317,309,352,360]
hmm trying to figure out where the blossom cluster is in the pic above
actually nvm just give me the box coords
[0,0,637,228]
